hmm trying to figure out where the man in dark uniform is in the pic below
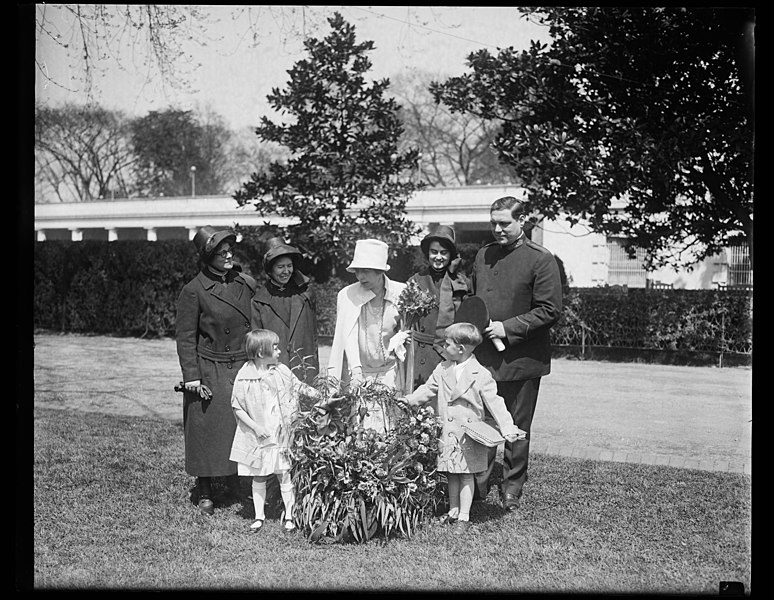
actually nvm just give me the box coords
[472,196,563,511]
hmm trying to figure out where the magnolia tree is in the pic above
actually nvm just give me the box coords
[233,12,424,277]
[431,7,754,269]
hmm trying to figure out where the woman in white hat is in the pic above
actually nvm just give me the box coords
[326,239,409,432]
[176,226,257,515]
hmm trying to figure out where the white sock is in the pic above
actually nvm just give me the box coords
[279,472,295,520]
[458,475,474,522]
[447,474,461,518]
[252,479,267,521]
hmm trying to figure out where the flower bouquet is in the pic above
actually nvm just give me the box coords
[395,279,438,394]
[290,375,444,544]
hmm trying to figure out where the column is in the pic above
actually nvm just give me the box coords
[145,227,158,242]
[107,228,118,242]
[70,229,83,242]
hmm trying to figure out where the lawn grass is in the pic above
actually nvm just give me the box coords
[31,407,751,593]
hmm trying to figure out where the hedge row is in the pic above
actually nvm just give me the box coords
[554,286,752,365]
[34,241,752,366]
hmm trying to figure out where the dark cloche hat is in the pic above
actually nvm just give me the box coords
[193,226,237,260]
[420,224,458,259]
[262,237,302,272]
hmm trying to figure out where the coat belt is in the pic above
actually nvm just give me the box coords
[197,344,247,363]
[412,330,437,345]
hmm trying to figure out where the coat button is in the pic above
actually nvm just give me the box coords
[448,417,453,422]
[245,322,250,328]
[225,345,230,352]
[448,431,454,437]
[227,363,232,369]
[225,328,230,334]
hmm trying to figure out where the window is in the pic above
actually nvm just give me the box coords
[727,245,753,287]
[606,237,648,287]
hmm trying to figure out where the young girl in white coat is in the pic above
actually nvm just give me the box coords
[230,329,318,532]
[398,322,526,535]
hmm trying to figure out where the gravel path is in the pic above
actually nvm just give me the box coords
[33,333,752,474]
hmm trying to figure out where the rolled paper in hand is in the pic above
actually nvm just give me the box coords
[490,321,505,352]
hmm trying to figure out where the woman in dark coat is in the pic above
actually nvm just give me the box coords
[251,237,319,385]
[408,225,470,391]
[176,226,257,515]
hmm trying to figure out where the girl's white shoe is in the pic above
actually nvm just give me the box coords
[283,520,296,532]
[250,519,264,531]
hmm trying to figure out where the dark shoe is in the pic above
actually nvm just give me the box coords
[452,520,472,535]
[502,492,521,512]
[198,498,214,515]
[250,519,264,532]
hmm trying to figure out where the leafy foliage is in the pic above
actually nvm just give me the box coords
[431,7,754,269]
[396,279,439,331]
[33,241,752,366]
[290,377,444,544]
[233,12,425,276]
[551,287,753,357]
[130,109,231,197]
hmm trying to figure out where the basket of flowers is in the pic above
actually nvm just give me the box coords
[290,376,444,544]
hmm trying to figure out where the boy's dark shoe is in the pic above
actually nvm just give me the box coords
[452,520,472,535]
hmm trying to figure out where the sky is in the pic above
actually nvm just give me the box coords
[34,5,552,131]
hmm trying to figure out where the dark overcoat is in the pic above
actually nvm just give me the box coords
[251,271,319,385]
[175,267,257,477]
[471,237,563,381]
[408,268,470,390]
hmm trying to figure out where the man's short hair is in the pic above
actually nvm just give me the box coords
[490,195,526,219]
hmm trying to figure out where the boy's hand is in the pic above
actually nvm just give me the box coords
[504,427,527,442]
